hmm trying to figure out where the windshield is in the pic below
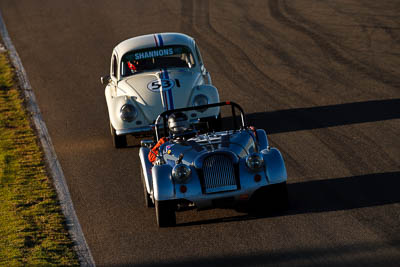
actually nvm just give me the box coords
[121,45,196,78]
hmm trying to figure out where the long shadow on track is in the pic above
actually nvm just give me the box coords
[113,172,400,265]
[241,98,399,134]
[116,240,400,267]
[175,171,400,227]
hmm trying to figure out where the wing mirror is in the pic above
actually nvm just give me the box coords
[200,66,212,84]
[100,75,111,85]
[200,65,206,75]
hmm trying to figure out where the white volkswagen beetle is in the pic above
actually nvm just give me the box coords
[101,33,220,148]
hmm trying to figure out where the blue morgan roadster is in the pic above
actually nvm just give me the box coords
[139,101,288,227]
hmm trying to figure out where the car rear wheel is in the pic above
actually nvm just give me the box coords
[110,122,127,148]
[155,200,176,227]
[140,165,154,208]
[272,182,289,211]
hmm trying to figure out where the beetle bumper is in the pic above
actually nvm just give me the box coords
[116,125,154,136]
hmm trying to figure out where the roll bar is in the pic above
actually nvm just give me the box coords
[154,101,246,141]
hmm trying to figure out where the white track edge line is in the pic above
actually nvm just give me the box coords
[0,10,95,267]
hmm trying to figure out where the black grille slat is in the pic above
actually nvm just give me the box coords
[202,154,237,194]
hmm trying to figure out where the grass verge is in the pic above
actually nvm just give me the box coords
[0,49,79,265]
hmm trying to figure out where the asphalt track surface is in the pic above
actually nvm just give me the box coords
[1,0,399,266]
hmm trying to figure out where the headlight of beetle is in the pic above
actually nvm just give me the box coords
[120,104,137,122]
[245,152,264,171]
[172,164,192,183]
[192,94,208,112]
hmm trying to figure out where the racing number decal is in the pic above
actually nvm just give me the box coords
[147,79,176,91]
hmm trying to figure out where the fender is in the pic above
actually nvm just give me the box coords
[152,164,175,201]
[139,147,154,195]
[262,147,287,184]
[256,129,269,150]
[105,88,147,131]
[187,84,220,117]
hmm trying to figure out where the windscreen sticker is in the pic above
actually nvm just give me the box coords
[134,48,173,60]
[165,144,173,150]
[164,144,175,154]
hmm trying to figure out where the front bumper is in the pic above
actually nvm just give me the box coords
[175,182,264,210]
[171,182,287,211]
[116,125,153,136]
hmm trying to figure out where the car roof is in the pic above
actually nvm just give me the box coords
[114,33,195,57]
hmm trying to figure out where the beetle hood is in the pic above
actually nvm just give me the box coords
[118,69,203,122]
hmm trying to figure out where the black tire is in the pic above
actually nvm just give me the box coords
[140,165,154,208]
[249,182,288,215]
[110,122,127,148]
[273,182,289,211]
[155,200,176,227]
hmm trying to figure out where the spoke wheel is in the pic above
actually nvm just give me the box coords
[249,182,289,215]
[141,165,154,208]
[110,122,127,148]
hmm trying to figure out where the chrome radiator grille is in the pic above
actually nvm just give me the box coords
[202,154,237,194]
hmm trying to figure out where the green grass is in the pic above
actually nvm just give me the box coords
[0,51,79,266]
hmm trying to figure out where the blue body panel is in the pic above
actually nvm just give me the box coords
[141,128,287,207]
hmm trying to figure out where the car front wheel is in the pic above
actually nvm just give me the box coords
[155,200,176,227]
[249,182,288,215]
[110,122,127,148]
[141,165,154,208]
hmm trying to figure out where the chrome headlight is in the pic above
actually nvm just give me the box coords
[120,104,137,122]
[192,94,208,112]
[245,152,264,171]
[172,164,192,183]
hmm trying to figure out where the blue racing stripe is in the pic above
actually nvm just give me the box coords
[157,34,174,110]
[163,69,174,110]
[157,34,164,47]
[159,69,168,110]
[155,34,169,110]
[163,90,169,110]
